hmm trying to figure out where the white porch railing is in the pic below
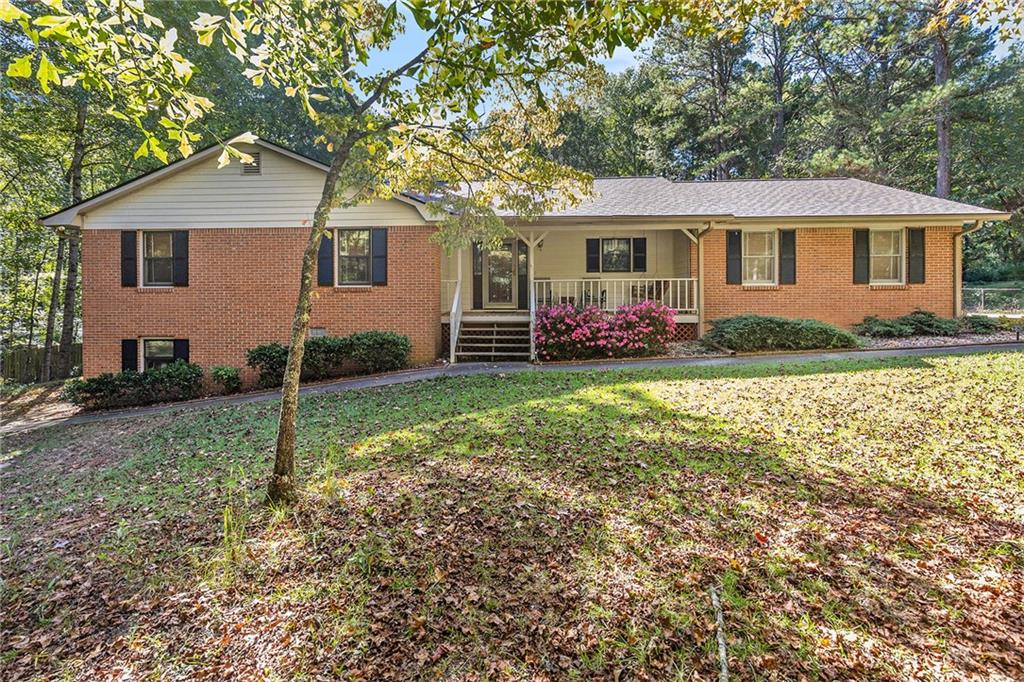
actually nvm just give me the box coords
[533,278,698,314]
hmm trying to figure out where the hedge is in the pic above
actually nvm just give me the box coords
[855,310,962,338]
[247,331,409,387]
[705,315,860,352]
[62,361,203,410]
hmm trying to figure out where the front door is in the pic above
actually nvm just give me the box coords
[483,239,517,308]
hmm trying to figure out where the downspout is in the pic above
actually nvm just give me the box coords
[954,220,983,317]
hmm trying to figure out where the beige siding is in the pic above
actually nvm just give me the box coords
[82,144,426,229]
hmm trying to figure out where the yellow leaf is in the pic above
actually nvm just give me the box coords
[6,53,31,78]
[0,0,29,22]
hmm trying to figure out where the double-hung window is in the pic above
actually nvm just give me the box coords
[869,228,903,284]
[142,339,175,370]
[742,230,776,285]
[143,232,174,286]
[601,238,632,272]
[337,229,371,285]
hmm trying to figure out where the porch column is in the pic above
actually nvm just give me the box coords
[697,222,710,338]
[528,233,536,360]
[449,247,464,364]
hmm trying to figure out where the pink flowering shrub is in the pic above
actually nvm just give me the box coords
[534,300,676,360]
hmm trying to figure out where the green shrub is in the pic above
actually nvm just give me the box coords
[246,342,289,388]
[897,310,962,336]
[705,315,860,352]
[211,365,242,394]
[303,335,352,380]
[853,316,916,338]
[348,331,411,372]
[962,315,1001,334]
[62,361,203,410]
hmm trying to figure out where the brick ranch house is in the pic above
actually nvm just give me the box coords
[41,138,1009,378]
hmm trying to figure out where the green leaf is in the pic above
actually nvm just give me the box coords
[134,139,150,159]
[6,53,31,78]
[35,52,59,93]
[0,0,29,22]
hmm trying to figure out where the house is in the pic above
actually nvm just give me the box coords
[41,137,1010,378]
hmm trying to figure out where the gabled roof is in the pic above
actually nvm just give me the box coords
[491,176,1009,221]
[42,134,1009,226]
[40,134,430,226]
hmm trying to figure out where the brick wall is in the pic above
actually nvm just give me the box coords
[81,226,440,380]
[701,226,959,329]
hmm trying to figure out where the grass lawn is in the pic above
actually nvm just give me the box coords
[2,352,1023,680]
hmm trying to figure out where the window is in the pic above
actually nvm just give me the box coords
[143,231,174,286]
[337,229,371,284]
[142,339,174,370]
[742,230,776,284]
[309,327,327,338]
[601,238,632,272]
[869,229,903,284]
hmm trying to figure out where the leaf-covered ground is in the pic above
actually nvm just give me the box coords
[2,352,1023,680]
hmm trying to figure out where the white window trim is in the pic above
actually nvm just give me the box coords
[138,229,175,289]
[138,337,175,372]
[333,227,374,288]
[598,237,637,273]
[868,227,905,286]
[741,228,778,286]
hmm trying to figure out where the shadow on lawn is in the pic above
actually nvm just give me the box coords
[2,354,1022,680]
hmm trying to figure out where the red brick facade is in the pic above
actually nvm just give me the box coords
[81,226,440,380]
[700,226,959,329]
[82,224,962,378]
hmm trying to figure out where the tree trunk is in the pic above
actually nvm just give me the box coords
[26,246,48,352]
[770,26,786,178]
[933,31,951,198]
[268,143,348,504]
[41,235,65,382]
[58,98,88,376]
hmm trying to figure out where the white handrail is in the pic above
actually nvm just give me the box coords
[448,279,462,364]
[532,278,698,313]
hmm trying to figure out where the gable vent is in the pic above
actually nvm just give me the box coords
[241,152,261,175]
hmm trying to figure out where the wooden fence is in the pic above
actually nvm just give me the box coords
[1,344,82,384]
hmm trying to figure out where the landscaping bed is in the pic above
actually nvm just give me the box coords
[3,352,1023,680]
[858,329,1020,349]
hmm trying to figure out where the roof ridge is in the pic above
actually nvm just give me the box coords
[669,176,850,184]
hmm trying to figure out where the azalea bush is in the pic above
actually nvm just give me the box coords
[706,315,859,352]
[62,361,204,410]
[534,301,676,361]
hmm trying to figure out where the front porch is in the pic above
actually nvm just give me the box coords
[441,225,705,362]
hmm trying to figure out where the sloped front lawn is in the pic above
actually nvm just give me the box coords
[2,352,1023,680]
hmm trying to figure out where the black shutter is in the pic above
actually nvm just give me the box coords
[121,339,138,372]
[173,339,190,363]
[172,230,189,286]
[907,228,925,284]
[586,238,600,272]
[632,238,647,272]
[121,231,137,287]
[853,229,870,284]
[317,231,333,286]
[517,240,528,310]
[472,242,483,309]
[371,228,388,285]
[726,230,742,284]
[779,229,796,285]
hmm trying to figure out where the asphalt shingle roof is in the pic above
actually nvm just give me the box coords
[505,176,1004,219]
